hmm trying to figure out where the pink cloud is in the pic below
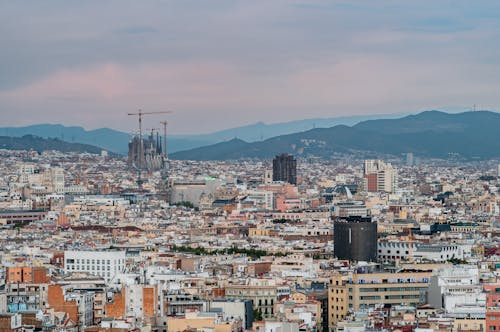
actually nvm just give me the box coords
[1,55,500,133]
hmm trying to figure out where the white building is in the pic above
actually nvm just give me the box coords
[65,290,94,328]
[333,201,370,218]
[51,168,65,194]
[428,265,484,314]
[64,250,126,282]
[64,185,90,195]
[264,170,273,184]
[245,190,274,210]
[73,196,130,206]
[270,254,318,278]
[378,242,471,262]
[125,284,146,318]
[19,163,36,176]
[210,299,253,329]
[265,321,299,332]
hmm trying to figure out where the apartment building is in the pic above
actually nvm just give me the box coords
[47,285,94,329]
[210,299,254,329]
[428,265,482,313]
[328,270,431,329]
[64,250,126,283]
[225,280,290,319]
[363,159,398,193]
[485,284,500,332]
[105,285,158,322]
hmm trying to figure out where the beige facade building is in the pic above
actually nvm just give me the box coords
[328,270,432,329]
[225,281,290,319]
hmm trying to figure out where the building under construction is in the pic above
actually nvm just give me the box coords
[127,132,164,171]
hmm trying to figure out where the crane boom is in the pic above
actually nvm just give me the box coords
[127,111,172,116]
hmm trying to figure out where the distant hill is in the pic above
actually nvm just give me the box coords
[353,110,496,134]
[0,135,110,155]
[0,124,131,154]
[171,138,251,160]
[175,112,410,143]
[171,111,500,160]
[0,113,408,155]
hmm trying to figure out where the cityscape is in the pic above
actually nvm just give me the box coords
[1,2,500,332]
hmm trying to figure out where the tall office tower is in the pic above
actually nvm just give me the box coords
[272,153,297,184]
[406,152,414,166]
[333,216,377,262]
[363,159,398,193]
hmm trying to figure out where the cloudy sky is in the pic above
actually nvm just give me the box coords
[1,1,500,134]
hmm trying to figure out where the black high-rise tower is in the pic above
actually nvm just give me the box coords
[333,216,377,262]
[272,153,297,184]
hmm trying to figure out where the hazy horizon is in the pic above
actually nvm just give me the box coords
[2,1,500,134]
[0,107,489,136]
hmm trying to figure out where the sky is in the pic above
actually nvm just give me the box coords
[1,1,500,134]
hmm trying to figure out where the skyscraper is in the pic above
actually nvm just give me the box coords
[334,216,377,262]
[363,159,398,193]
[406,152,414,166]
[272,154,297,185]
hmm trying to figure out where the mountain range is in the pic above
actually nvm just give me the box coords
[0,113,409,155]
[0,135,110,155]
[171,111,500,160]
[1,110,496,159]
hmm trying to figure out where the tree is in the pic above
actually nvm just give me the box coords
[176,201,195,209]
[253,308,263,321]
